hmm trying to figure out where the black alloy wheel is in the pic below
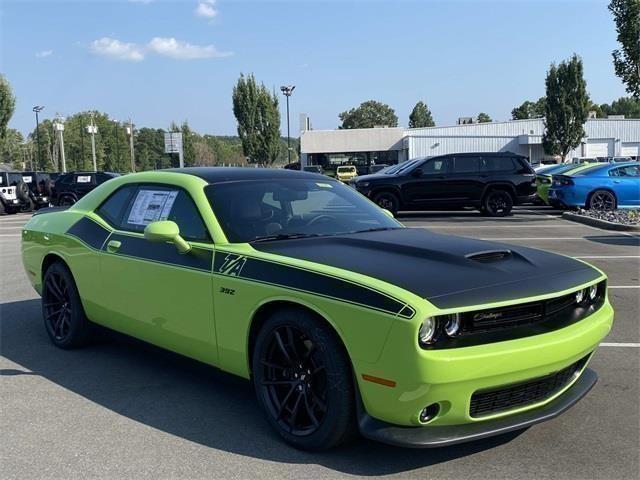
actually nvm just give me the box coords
[588,190,616,211]
[42,262,91,348]
[252,308,357,450]
[483,190,513,217]
[260,325,327,437]
[372,192,399,216]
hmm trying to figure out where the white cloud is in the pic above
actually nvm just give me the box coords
[148,37,232,60]
[35,50,53,58]
[89,37,145,62]
[88,36,232,61]
[195,0,217,19]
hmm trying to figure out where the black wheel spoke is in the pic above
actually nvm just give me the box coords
[46,307,64,320]
[304,393,320,427]
[274,331,293,364]
[309,390,327,412]
[261,360,287,370]
[261,379,297,386]
[288,391,304,432]
[285,326,300,361]
[276,384,298,420]
[46,276,64,301]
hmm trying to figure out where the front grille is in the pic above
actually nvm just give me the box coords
[469,355,589,417]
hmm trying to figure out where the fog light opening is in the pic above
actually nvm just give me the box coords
[419,403,440,424]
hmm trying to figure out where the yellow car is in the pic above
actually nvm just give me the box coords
[336,165,358,183]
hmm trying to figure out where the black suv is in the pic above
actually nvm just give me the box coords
[0,171,54,213]
[351,152,536,216]
[52,171,120,206]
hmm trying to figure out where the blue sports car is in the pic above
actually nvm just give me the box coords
[548,162,640,210]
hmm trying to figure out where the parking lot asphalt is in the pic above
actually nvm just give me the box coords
[1,206,638,480]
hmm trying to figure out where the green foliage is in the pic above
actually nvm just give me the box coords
[542,55,591,159]
[339,100,398,129]
[477,112,492,123]
[600,96,640,118]
[511,97,547,120]
[408,101,435,128]
[609,0,640,98]
[0,128,24,167]
[232,73,282,164]
[0,74,16,140]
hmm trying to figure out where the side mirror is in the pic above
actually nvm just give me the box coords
[382,208,395,218]
[144,220,191,254]
[410,168,422,177]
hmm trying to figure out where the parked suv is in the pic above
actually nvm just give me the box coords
[352,152,536,216]
[0,171,49,213]
[52,171,120,206]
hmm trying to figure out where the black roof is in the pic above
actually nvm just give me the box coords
[165,167,331,184]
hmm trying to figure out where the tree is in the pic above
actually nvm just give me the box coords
[0,128,23,167]
[542,55,591,160]
[0,74,16,140]
[408,101,435,128]
[600,96,640,118]
[609,0,640,98]
[477,112,492,123]
[511,97,547,119]
[232,73,281,164]
[339,100,398,129]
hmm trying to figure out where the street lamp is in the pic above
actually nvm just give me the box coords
[113,119,120,170]
[86,113,98,171]
[53,115,67,173]
[32,106,44,170]
[125,119,135,173]
[280,85,295,164]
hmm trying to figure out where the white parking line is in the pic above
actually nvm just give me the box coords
[423,224,586,229]
[600,343,640,348]
[0,234,21,238]
[479,237,634,241]
[575,255,640,259]
[609,286,640,289]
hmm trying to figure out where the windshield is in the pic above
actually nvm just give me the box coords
[337,166,355,172]
[205,178,402,243]
[384,158,423,175]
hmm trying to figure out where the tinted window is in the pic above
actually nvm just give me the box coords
[421,158,448,174]
[485,157,516,172]
[97,185,137,226]
[119,186,209,242]
[205,179,400,243]
[96,173,117,184]
[610,165,640,177]
[57,174,73,185]
[452,157,481,173]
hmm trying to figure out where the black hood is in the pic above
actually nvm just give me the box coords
[353,172,392,183]
[252,228,600,309]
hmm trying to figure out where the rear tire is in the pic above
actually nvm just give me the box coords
[372,191,399,216]
[58,196,76,207]
[20,197,34,213]
[482,190,513,217]
[42,261,91,349]
[587,190,616,211]
[252,308,357,451]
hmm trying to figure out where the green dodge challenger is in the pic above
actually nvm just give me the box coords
[21,168,613,450]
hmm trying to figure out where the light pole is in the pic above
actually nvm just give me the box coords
[113,120,120,170]
[126,119,135,172]
[32,106,44,170]
[86,114,98,171]
[53,115,67,173]
[280,85,295,164]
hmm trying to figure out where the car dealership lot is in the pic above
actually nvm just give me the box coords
[1,207,638,479]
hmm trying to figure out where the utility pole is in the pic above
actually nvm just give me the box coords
[80,117,86,169]
[113,120,120,170]
[87,113,98,171]
[53,115,67,173]
[32,106,44,170]
[280,85,295,164]
[126,119,135,172]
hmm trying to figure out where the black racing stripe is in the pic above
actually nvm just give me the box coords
[214,252,412,318]
[66,217,111,250]
[106,233,212,272]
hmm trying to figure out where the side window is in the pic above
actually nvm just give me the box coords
[452,157,481,174]
[96,173,115,184]
[58,174,73,185]
[613,165,640,177]
[120,186,210,242]
[421,158,448,175]
[485,157,516,172]
[96,185,137,226]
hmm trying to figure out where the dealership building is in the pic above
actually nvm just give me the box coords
[299,118,640,172]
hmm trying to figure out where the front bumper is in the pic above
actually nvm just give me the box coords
[359,368,597,448]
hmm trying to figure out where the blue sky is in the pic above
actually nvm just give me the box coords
[1,0,628,137]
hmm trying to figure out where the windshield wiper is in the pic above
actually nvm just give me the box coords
[250,233,323,243]
[348,227,403,234]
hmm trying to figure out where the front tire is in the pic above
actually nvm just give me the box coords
[252,308,357,450]
[372,191,399,216]
[42,261,91,349]
[483,190,513,217]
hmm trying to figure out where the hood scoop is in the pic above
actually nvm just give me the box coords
[465,249,512,263]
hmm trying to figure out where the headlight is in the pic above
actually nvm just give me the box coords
[357,181,370,188]
[588,284,598,301]
[575,289,585,304]
[418,318,437,345]
[444,313,461,337]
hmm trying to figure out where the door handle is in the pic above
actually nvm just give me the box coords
[106,240,121,253]
[613,180,621,183]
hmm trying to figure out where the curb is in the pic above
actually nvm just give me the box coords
[562,212,640,232]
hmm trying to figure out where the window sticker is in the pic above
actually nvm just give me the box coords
[127,190,178,226]
[76,175,92,183]
[22,176,32,183]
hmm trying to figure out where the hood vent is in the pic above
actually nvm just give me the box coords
[466,249,512,263]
